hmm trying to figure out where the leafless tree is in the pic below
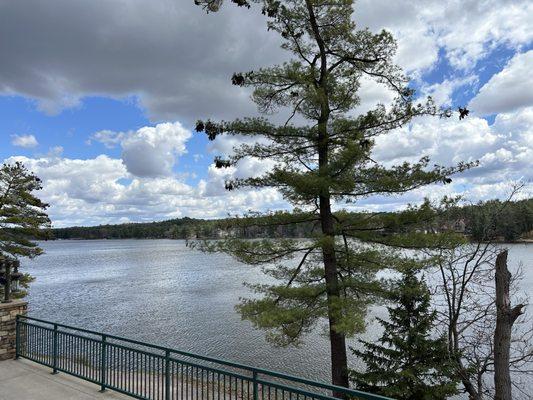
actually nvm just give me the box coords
[427,187,532,399]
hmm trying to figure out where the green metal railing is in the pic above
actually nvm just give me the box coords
[15,315,391,400]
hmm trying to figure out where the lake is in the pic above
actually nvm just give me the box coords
[23,240,532,384]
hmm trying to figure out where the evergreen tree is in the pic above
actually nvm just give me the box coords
[0,162,50,259]
[194,0,473,389]
[0,162,50,299]
[350,269,458,400]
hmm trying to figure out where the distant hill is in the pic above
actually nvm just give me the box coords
[52,198,533,242]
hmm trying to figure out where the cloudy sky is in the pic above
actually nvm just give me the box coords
[1,0,532,227]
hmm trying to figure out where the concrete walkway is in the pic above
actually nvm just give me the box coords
[0,359,130,400]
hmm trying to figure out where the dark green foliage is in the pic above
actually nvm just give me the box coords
[457,199,533,242]
[0,162,50,300]
[53,217,210,240]
[350,269,459,400]
[0,273,34,301]
[0,162,51,259]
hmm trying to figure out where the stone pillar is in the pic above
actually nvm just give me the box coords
[0,300,27,361]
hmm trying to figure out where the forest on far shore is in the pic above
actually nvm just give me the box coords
[51,199,533,243]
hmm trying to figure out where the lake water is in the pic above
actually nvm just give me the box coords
[23,240,532,384]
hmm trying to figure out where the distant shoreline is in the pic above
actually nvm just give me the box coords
[49,237,533,244]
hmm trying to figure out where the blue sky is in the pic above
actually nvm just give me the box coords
[0,96,212,186]
[1,0,532,227]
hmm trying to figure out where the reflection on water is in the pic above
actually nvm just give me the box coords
[24,240,532,383]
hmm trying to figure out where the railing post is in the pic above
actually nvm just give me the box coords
[253,370,258,400]
[15,314,20,359]
[100,334,107,392]
[165,349,171,400]
[52,323,58,374]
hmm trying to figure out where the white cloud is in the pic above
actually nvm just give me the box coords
[469,51,533,116]
[91,122,193,178]
[10,134,38,148]
[432,0,533,71]
[373,108,533,201]
[356,0,533,73]
[354,0,439,74]
[45,146,64,158]
[352,77,397,114]
[88,130,125,148]
[200,155,277,198]
[420,76,478,107]
[4,149,284,227]
[121,122,192,178]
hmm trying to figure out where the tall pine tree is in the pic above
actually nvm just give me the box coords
[350,268,458,400]
[194,0,473,389]
[0,162,50,299]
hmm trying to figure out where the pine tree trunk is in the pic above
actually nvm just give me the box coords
[317,114,349,391]
[304,0,349,392]
[316,100,349,393]
[316,90,349,393]
[494,250,524,400]
[320,194,349,393]
[315,77,349,394]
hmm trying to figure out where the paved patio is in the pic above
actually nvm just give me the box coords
[0,359,129,400]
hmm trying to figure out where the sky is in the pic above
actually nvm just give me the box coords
[0,0,532,228]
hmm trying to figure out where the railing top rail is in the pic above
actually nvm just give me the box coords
[17,315,393,400]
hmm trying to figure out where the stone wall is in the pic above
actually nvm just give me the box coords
[0,300,27,361]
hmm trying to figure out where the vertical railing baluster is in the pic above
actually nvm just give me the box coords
[181,363,184,400]
[135,350,138,395]
[144,353,148,398]
[39,325,43,362]
[128,349,131,394]
[165,350,171,400]
[253,371,259,400]
[66,333,70,372]
[100,334,107,392]
[150,353,153,399]
[52,323,58,374]
[29,324,32,359]
[110,341,114,386]
[194,367,200,400]
[207,369,210,400]
[15,315,20,359]
[156,355,160,399]
[122,347,126,391]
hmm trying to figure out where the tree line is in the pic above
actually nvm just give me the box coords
[51,199,533,242]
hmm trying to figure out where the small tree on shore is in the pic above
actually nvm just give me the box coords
[194,0,473,389]
[350,268,458,400]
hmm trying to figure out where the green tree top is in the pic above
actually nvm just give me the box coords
[0,161,51,260]
[350,268,459,400]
